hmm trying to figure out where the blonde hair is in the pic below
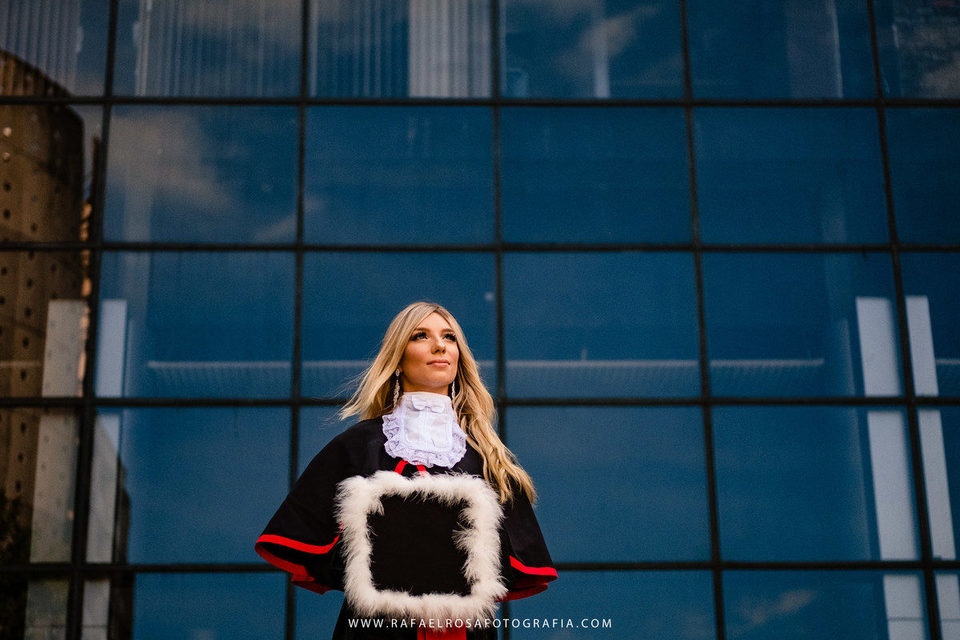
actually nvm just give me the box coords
[339,301,536,504]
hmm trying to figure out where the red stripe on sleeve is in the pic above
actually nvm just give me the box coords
[256,533,340,555]
[509,556,558,579]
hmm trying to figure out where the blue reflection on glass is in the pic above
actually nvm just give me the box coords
[504,252,699,397]
[724,571,928,640]
[105,106,298,242]
[309,0,491,98]
[501,108,689,242]
[703,252,900,397]
[508,407,709,561]
[926,410,960,561]
[696,108,887,243]
[113,0,300,96]
[688,0,874,98]
[301,253,496,397]
[107,408,288,563]
[511,571,714,640]
[715,406,918,561]
[886,110,960,242]
[0,1,109,95]
[901,253,960,397]
[502,0,683,98]
[296,588,344,640]
[875,2,960,98]
[935,572,960,639]
[304,107,493,244]
[97,252,294,398]
[298,408,353,474]
[133,573,284,640]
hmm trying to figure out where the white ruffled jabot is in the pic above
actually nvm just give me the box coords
[382,391,467,468]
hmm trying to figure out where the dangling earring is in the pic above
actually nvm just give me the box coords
[393,369,401,407]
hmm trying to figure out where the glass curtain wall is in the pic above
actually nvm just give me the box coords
[1,0,959,639]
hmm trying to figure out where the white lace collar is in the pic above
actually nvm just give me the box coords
[382,391,467,469]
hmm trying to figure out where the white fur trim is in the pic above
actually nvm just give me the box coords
[335,471,507,623]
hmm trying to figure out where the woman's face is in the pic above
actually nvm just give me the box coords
[399,312,460,395]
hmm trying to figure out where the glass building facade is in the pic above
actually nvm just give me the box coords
[1,1,959,639]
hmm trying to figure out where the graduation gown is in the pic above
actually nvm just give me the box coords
[255,418,557,639]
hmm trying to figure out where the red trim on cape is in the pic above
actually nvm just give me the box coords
[256,533,340,554]
[509,555,558,579]
[254,542,333,594]
[417,627,467,640]
[499,584,549,601]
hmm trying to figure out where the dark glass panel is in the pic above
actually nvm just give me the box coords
[310,0,491,97]
[508,407,709,561]
[500,108,689,243]
[301,252,496,398]
[0,105,100,243]
[688,0,874,98]
[0,1,109,96]
[113,0,300,96]
[715,406,918,561]
[876,1,960,98]
[96,252,294,398]
[504,252,699,398]
[0,577,69,639]
[130,573,284,639]
[105,106,298,243]
[703,252,900,397]
[724,571,928,640]
[304,107,493,244]
[88,408,288,564]
[510,571,715,640]
[0,408,80,564]
[0,250,89,397]
[502,0,683,98]
[919,409,960,561]
[886,109,960,242]
[695,108,887,243]
[296,589,345,640]
[900,253,960,397]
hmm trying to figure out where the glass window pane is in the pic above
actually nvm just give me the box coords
[96,252,294,398]
[88,408,288,563]
[0,1,109,96]
[500,108,690,243]
[0,105,101,243]
[876,1,960,98]
[887,109,960,243]
[688,0,874,98]
[0,577,70,639]
[724,571,928,640]
[296,588,344,640]
[715,406,918,561]
[302,253,496,397]
[508,407,709,561]
[501,0,683,98]
[936,573,960,639]
[0,251,89,397]
[105,106,298,243]
[504,252,699,398]
[695,108,887,243]
[901,253,960,397]
[304,107,493,244]
[920,409,960,561]
[511,571,715,640]
[310,0,492,97]
[130,573,284,639]
[113,0,300,96]
[703,252,901,397]
[1,409,80,564]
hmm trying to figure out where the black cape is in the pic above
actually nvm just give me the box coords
[255,418,557,639]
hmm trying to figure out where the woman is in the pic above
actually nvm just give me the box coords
[256,302,556,639]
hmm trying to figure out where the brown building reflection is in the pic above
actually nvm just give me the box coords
[0,50,128,640]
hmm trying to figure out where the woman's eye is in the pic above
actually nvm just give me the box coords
[411,331,427,340]
[443,334,457,342]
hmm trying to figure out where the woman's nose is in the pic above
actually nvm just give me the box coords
[433,338,445,352]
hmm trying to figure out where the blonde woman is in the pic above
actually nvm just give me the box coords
[256,302,556,640]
